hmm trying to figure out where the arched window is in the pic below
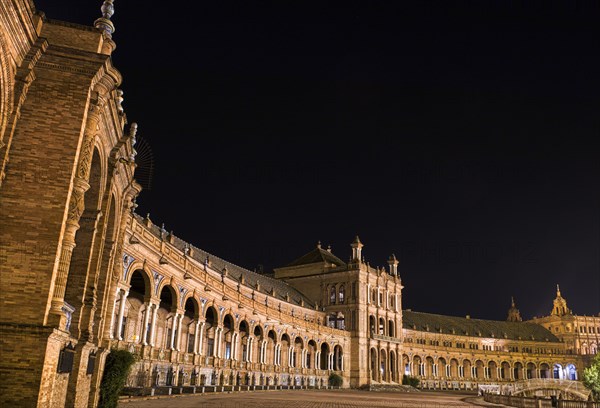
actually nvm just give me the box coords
[338,285,345,304]
[330,286,336,305]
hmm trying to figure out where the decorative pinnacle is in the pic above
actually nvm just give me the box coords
[511,296,515,307]
[94,0,115,37]
[129,122,138,144]
[556,284,561,296]
[101,0,114,19]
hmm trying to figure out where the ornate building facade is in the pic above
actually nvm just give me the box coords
[0,1,598,407]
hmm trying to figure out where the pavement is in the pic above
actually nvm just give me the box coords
[117,389,512,408]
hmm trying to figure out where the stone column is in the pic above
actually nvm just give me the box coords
[108,287,120,339]
[116,289,128,340]
[169,314,178,350]
[193,321,201,354]
[197,322,205,355]
[149,304,158,346]
[246,336,254,363]
[141,303,151,345]
[175,314,183,351]
[214,327,221,357]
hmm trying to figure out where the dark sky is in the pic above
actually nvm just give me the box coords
[34,1,599,321]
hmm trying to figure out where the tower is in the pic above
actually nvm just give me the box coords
[0,1,139,406]
[506,296,522,322]
[351,235,363,262]
[551,284,571,316]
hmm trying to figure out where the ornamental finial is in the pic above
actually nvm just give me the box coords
[101,0,114,19]
[94,0,116,53]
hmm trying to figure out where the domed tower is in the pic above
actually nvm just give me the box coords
[551,284,571,316]
[507,296,523,322]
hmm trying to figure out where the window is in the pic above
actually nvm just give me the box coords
[330,286,336,304]
[225,342,232,359]
[338,285,345,304]
[207,338,214,356]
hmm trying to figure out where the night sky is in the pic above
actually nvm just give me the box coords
[34,1,599,321]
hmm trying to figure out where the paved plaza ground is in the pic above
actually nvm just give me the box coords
[118,389,507,408]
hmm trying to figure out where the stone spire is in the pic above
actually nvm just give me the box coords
[506,296,522,322]
[94,0,116,54]
[350,235,363,262]
[551,284,571,316]
[387,253,399,276]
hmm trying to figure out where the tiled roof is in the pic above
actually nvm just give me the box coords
[285,247,347,268]
[402,310,560,342]
[133,214,315,308]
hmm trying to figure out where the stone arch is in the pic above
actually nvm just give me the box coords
[333,344,343,371]
[553,363,564,379]
[474,359,485,379]
[320,342,330,370]
[307,339,317,369]
[182,296,200,353]
[437,357,447,378]
[182,292,202,320]
[488,360,498,379]
[203,305,219,357]
[239,319,250,334]
[539,362,551,379]
[413,355,423,377]
[292,336,303,368]
[156,282,180,310]
[156,284,178,350]
[389,350,396,381]
[402,354,411,376]
[222,314,235,359]
[526,362,536,379]
[128,269,152,302]
[253,324,263,339]
[0,27,14,144]
[566,363,577,380]
[425,356,435,377]
[500,361,511,379]
[450,358,459,378]
[64,147,106,335]
[380,349,388,381]
[239,319,250,361]
[280,333,290,366]
[370,347,378,380]
[514,361,524,380]
[462,359,472,379]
